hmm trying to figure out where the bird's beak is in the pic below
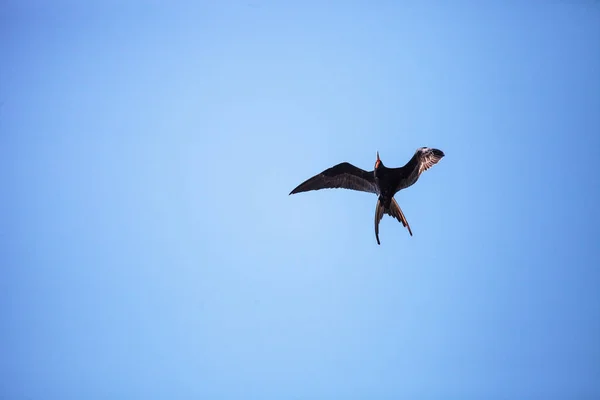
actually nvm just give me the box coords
[376,151,380,161]
[375,151,380,169]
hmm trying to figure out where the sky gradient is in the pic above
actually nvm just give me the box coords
[2,2,600,399]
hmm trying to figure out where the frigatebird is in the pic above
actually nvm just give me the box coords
[289,147,445,245]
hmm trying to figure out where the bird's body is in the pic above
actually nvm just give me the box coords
[289,147,445,245]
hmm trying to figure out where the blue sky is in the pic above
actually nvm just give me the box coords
[2,1,599,399]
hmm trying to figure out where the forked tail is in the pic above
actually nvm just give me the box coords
[374,198,413,245]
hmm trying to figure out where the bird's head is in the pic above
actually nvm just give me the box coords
[374,151,383,177]
[375,151,382,168]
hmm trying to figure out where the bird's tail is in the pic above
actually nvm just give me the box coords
[374,199,385,245]
[374,198,413,245]
[389,198,413,236]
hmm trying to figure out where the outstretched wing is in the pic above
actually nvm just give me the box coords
[290,162,378,195]
[395,147,445,192]
[374,197,413,245]
[417,147,445,176]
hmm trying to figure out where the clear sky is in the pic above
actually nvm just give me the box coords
[2,1,599,399]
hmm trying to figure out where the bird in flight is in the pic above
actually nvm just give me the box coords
[289,147,445,245]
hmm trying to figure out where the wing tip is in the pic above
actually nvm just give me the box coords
[289,185,303,195]
[432,148,445,158]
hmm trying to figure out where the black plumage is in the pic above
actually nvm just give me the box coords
[289,147,445,244]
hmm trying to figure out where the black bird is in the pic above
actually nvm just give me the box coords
[289,147,445,245]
